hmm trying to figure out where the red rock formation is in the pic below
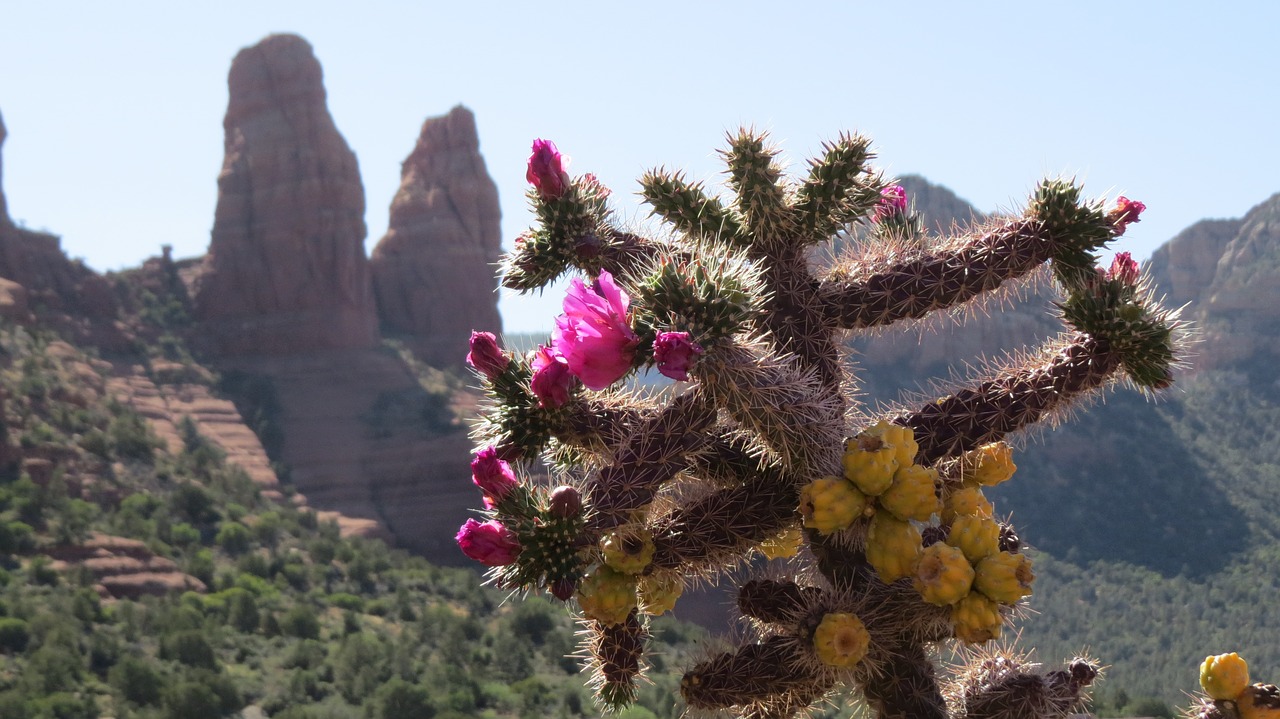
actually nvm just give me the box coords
[370,105,503,367]
[193,34,378,356]
[0,109,126,348]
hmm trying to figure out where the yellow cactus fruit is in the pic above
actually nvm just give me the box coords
[800,477,868,535]
[843,448,897,496]
[962,442,1017,487]
[973,551,1035,604]
[866,513,923,583]
[942,485,994,523]
[758,526,803,560]
[638,573,683,616]
[843,422,906,495]
[600,529,656,575]
[913,542,975,606]
[1199,653,1250,701]
[946,514,1001,564]
[812,612,870,668]
[879,464,941,522]
[877,421,920,468]
[576,566,638,625]
[952,592,1003,644]
[1238,683,1280,719]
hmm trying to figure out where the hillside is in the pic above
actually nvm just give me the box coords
[0,322,710,719]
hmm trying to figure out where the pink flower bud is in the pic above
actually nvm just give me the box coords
[531,345,575,408]
[1107,252,1140,285]
[456,519,521,566]
[653,331,704,382]
[1109,196,1146,236]
[466,331,508,380]
[471,446,519,505]
[526,139,569,201]
[873,184,908,223]
[579,173,611,199]
[548,485,582,519]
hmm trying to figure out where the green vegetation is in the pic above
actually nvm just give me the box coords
[0,325,703,718]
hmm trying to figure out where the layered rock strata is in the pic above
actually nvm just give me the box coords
[193,34,378,356]
[371,105,503,367]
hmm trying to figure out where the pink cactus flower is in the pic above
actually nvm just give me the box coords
[1108,252,1140,285]
[471,446,518,506]
[873,184,908,223]
[456,518,521,566]
[526,139,569,201]
[531,345,575,408]
[466,331,508,380]
[653,331,704,382]
[552,271,639,390]
[1109,196,1146,236]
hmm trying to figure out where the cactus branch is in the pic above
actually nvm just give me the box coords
[898,332,1121,464]
[820,217,1052,330]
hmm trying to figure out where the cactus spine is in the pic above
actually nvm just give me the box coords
[458,128,1185,718]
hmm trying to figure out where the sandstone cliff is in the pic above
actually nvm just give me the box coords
[370,105,503,367]
[193,34,379,356]
[0,109,126,348]
[1147,194,1280,373]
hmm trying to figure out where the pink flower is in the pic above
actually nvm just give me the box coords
[552,271,639,390]
[653,331,704,382]
[1109,196,1146,236]
[1107,252,1140,285]
[456,518,521,566]
[466,331,508,380]
[471,446,519,505]
[526,139,569,201]
[873,184,908,223]
[531,345,575,408]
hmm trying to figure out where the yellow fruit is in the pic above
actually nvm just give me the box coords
[913,543,974,606]
[812,612,870,668]
[947,514,1001,564]
[866,514,923,583]
[876,421,920,468]
[576,566,638,625]
[1199,653,1250,701]
[973,551,1035,604]
[601,529,656,575]
[942,486,994,524]
[879,464,940,522]
[638,573,682,616]
[843,445,897,496]
[952,592,1002,644]
[800,477,868,534]
[1238,683,1280,719]
[758,526,803,560]
[962,442,1017,487]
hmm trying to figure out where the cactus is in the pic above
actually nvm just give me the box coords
[457,128,1186,718]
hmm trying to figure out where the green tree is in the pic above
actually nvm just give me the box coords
[370,678,436,719]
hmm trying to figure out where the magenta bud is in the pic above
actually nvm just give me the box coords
[873,184,908,223]
[550,577,576,601]
[548,485,582,519]
[466,331,508,380]
[531,345,575,408]
[526,138,569,201]
[653,331,704,382]
[456,519,521,566]
[574,232,601,259]
[471,446,519,504]
[1109,196,1146,236]
[1107,251,1140,286]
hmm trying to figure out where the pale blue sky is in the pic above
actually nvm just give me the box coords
[1,1,1276,333]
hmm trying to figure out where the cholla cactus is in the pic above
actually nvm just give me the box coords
[457,129,1185,718]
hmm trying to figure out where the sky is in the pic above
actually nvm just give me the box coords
[1,1,1277,334]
